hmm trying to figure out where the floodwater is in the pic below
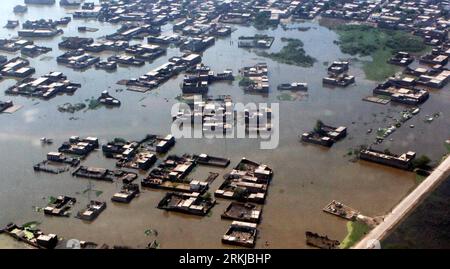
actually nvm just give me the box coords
[0,0,449,248]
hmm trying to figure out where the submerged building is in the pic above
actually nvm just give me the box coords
[360,149,416,170]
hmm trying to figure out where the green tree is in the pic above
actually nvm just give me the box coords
[314,120,326,135]
[412,155,431,169]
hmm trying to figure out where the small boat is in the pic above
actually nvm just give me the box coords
[411,108,420,115]
[40,137,54,144]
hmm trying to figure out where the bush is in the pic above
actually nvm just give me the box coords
[202,192,212,200]
[314,120,326,135]
[113,137,127,144]
[253,12,273,30]
[239,77,254,87]
[233,188,248,201]
[412,155,431,169]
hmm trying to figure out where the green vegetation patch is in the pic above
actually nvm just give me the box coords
[277,90,309,102]
[276,92,295,101]
[22,221,41,230]
[253,12,276,30]
[257,38,316,67]
[238,76,254,87]
[87,98,101,110]
[412,155,431,169]
[82,188,103,197]
[58,96,103,114]
[445,141,450,153]
[334,25,427,81]
[339,221,371,249]
[202,192,212,200]
[48,196,57,204]
[57,103,86,113]
[415,174,426,184]
[363,49,397,82]
[147,240,160,249]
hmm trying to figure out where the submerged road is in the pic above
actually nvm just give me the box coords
[353,155,450,249]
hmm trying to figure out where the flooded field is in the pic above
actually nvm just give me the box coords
[382,175,450,249]
[0,0,449,248]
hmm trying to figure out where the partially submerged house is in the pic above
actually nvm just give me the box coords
[57,49,100,70]
[0,100,13,113]
[301,122,347,147]
[389,52,414,66]
[76,201,106,221]
[141,154,207,193]
[323,61,355,87]
[359,148,416,170]
[181,64,234,94]
[122,53,201,93]
[373,81,429,105]
[102,134,171,170]
[58,136,98,157]
[20,45,52,58]
[98,91,121,106]
[6,71,80,99]
[238,35,274,49]
[2,223,58,249]
[222,221,258,248]
[221,202,262,223]
[215,158,273,204]
[72,166,138,183]
[239,63,269,93]
[111,183,140,203]
[0,57,35,78]
[43,195,76,217]
[157,192,215,216]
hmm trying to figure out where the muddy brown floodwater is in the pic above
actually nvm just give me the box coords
[0,0,449,248]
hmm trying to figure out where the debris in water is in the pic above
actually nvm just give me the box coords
[144,229,159,237]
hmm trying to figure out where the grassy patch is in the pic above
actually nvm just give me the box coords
[257,38,316,67]
[445,141,450,153]
[48,196,57,204]
[339,221,371,249]
[363,49,399,81]
[334,24,427,81]
[415,174,427,184]
[276,92,295,101]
